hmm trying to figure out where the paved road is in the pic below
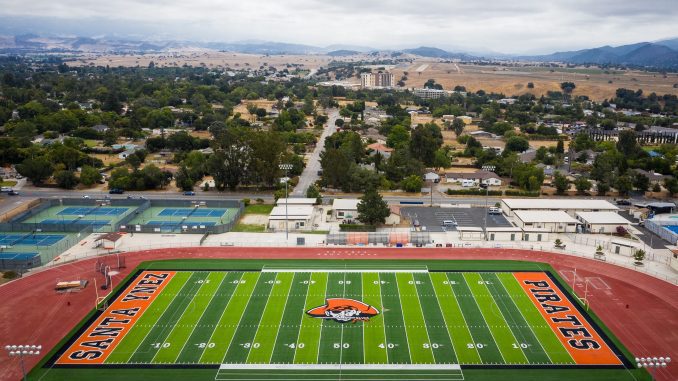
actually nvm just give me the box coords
[291,108,338,197]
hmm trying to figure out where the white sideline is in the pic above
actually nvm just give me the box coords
[218,364,462,370]
[261,269,428,273]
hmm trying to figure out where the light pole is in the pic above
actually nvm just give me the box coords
[279,163,293,241]
[5,344,41,381]
[481,165,496,241]
[636,356,670,380]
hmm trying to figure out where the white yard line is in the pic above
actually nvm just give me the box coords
[198,272,248,363]
[243,273,280,363]
[492,274,552,364]
[423,273,460,364]
[291,272,317,364]
[391,273,414,364]
[172,272,227,363]
[376,273,390,365]
[149,272,212,363]
[264,273,295,363]
[123,273,196,363]
[460,273,509,364]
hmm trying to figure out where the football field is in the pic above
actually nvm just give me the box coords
[43,260,633,381]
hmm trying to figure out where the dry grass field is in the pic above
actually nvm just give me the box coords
[67,52,677,102]
[394,61,678,101]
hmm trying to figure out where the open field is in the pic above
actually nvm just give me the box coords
[31,259,642,381]
[393,61,678,101]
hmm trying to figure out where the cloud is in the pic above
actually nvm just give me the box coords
[0,0,676,53]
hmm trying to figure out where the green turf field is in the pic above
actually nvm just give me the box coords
[33,260,647,381]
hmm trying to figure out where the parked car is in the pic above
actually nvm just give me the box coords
[183,191,196,196]
[0,186,11,192]
[82,195,90,199]
[109,188,124,194]
[615,199,631,206]
[488,207,502,214]
[8,190,19,196]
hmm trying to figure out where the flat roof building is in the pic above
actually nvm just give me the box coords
[501,198,618,217]
[513,210,579,233]
[575,212,632,234]
[268,205,316,231]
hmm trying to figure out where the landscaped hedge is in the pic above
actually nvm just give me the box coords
[504,190,540,197]
[339,224,377,232]
[446,188,502,196]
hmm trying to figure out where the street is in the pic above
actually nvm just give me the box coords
[291,108,338,196]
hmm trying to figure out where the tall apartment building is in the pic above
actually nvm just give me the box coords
[361,71,394,88]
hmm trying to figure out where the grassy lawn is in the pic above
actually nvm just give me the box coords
[0,180,17,187]
[244,204,274,214]
[84,139,100,148]
[232,223,267,232]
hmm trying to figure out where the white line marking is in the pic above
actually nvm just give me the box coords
[198,272,246,363]
[218,363,461,370]
[172,272,227,362]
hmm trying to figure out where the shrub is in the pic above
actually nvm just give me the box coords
[242,198,251,206]
[256,198,265,204]
[446,188,502,196]
[616,226,628,236]
[504,190,540,197]
[339,224,376,232]
[2,270,18,279]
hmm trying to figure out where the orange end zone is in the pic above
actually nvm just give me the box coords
[56,271,176,365]
[513,272,622,365]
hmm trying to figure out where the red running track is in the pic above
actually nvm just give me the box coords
[0,247,676,381]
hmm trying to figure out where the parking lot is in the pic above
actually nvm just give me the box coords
[401,207,514,232]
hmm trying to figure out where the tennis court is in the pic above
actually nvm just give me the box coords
[57,207,128,216]
[126,206,239,233]
[18,204,134,232]
[0,233,66,246]
[159,208,227,218]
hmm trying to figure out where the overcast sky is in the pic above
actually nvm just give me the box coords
[0,0,676,54]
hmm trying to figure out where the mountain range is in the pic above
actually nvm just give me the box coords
[1,34,677,69]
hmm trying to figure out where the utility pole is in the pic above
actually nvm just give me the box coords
[279,163,293,241]
[481,165,496,241]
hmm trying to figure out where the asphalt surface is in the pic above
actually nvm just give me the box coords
[291,108,338,197]
[401,206,514,232]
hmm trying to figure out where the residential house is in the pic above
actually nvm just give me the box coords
[332,199,360,222]
[444,171,502,186]
[92,124,109,133]
[366,143,394,159]
[423,172,440,183]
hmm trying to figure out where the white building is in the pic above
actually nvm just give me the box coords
[575,212,632,234]
[332,198,360,221]
[513,210,579,233]
[276,198,317,206]
[268,205,316,231]
[413,88,447,99]
[501,199,619,217]
[361,72,394,88]
[486,227,523,242]
[445,171,502,186]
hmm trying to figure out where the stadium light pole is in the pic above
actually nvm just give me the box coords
[279,163,293,241]
[5,344,41,381]
[481,165,496,241]
[636,356,670,380]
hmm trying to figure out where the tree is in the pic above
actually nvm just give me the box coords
[616,130,638,157]
[410,123,442,166]
[553,171,569,195]
[664,177,678,196]
[596,181,610,196]
[320,148,353,190]
[306,184,322,205]
[357,188,390,225]
[556,139,564,155]
[79,165,101,187]
[574,176,592,194]
[433,148,451,170]
[615,175,633,197]
[54,170,79,189]
[386,125,409,149]
[174,165,195,191]
[17,157,54,186]
[505,136,530,153]
[401,175,424,192]
[633,249,646,265]
[633,173,650,192]
[452,119,465,137]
